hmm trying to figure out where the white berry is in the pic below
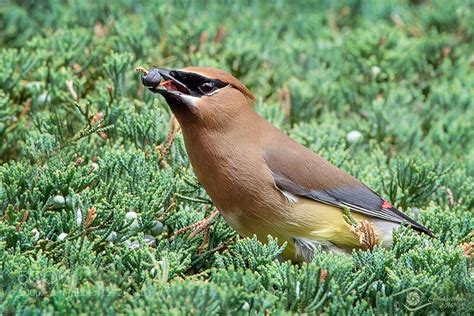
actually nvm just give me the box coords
[58,233,68,241]
[346,130,363,143]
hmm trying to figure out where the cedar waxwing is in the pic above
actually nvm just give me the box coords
[140,67,434,262]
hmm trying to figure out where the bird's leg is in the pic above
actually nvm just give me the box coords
[343,206,379,250]
[172,209,219,249]
[197,225,211,253]
[350,220,380,250]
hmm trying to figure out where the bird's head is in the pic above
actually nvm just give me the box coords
[141,67,255,128]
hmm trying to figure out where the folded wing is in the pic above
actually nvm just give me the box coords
[263,145,434,237]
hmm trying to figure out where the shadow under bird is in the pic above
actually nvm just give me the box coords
[140,67,434,262]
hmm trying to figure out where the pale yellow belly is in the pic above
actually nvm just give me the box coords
[219,197,397,262]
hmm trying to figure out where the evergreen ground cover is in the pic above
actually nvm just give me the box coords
[0,0,473,314]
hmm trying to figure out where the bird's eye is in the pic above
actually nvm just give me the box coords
[199,82,216,94]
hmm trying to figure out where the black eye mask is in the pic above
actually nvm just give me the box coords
[168,71,228,97]
[141,68,228,97]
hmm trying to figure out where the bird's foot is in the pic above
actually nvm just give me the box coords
[171,210,219,252]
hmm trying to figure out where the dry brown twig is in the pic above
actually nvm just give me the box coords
[157,115,181,168]
[16,211,30,232]
[319,269,328,282]
[135,67,181,167]
[199,31,209,45]
[278,87,292,121]
[442,186,463,207]
[84,207,97,229]
[19,99,31,119]
[213,26,227,44]
[460,242,474,259]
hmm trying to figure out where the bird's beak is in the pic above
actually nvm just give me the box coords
[140,67,201,112]
[141,68,191,97]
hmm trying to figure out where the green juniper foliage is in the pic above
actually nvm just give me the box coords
[0,0,473,314]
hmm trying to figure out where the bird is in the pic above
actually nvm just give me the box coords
[140,66,434,262]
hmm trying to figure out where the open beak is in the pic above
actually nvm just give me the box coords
[141,68,191,96]
[140,68,200,111]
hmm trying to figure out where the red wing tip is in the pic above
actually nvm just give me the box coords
[382,200,393,209]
